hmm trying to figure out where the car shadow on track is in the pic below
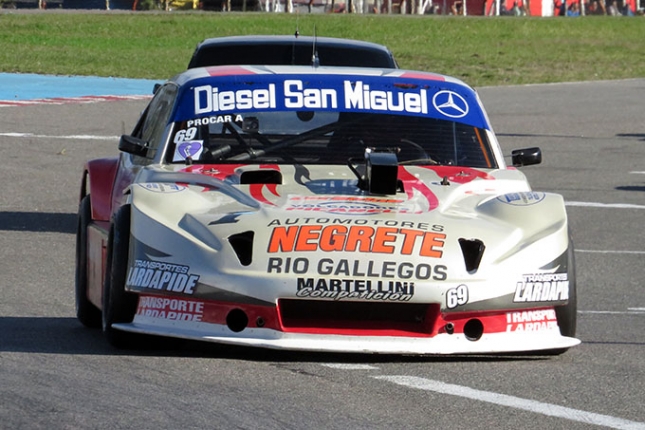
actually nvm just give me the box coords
[615,185,645,192]
[616,133,645,141]
[0,211,75,234]
[0,316,576,363]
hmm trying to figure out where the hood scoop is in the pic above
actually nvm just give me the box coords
[240,169,282,185]
[228,231,255,266]
[459,238,485,273]
[349,149,402,196]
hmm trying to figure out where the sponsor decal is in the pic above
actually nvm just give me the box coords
[193,80,428,116]
[172,126,203,161]
[137,296,204,322]
[126,259,200,295]
[285,80,338,109]
[446,284,469,309]
[267,257,447,281]
[505,309,558,332]
[294,200,394,215]
[343,80,427,114]
[194,84,277,114]
[513,273,569,303]
[296,278,415,302]
[286,196,422,215]
[268,217,443,232]
[139,183,186,193]
[497,191,546,206]
[432,90,469,119]
[186,114,242,127]
[175,76,490,130]
[173,140,204,162]
[267,224,445,257]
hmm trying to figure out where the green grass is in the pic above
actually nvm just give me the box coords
[1,11,643,86]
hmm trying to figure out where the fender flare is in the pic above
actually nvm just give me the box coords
[81,157,119,222]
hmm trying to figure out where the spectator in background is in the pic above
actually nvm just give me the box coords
[554,0,571,14]
[498,0,512,14]
[586,0,600,14]
[622,0,634,15]
[567,1,580,14]
[451,0,464,14]
[607,0,620,14]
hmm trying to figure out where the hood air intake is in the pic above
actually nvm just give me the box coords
[459,238,485,273]
[228,231,255,266]
[240,170,282,185]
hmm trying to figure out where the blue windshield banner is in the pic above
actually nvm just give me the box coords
[171,74,490,130]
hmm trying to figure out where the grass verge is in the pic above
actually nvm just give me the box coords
[1,11,643,86]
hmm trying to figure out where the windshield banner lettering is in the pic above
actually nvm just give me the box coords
[177,75,487,129]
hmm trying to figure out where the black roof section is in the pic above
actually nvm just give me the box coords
[187,35,398,69]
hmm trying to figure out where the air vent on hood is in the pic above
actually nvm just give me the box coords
[228,231,255,266]
[240,170,282,185]
[459,238,485,273]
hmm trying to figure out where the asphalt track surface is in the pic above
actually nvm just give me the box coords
[1,78,645,429]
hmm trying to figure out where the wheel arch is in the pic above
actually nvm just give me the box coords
[81,157,119,222]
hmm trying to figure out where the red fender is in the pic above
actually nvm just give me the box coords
[82,157,119,222]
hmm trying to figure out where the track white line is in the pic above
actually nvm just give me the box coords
[579,310,645,315]
[320,363,379,370]
[0,132,118,141]
[373,376,645,430]
[566,201,645,209]
[577,249,645,255]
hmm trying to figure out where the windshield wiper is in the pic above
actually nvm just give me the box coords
[227,121,343,162]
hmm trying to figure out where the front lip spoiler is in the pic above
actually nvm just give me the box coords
[113,320,580,355]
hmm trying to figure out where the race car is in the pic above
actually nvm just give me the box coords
[75,64,580,355]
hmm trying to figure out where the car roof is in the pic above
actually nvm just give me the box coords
[187,35,398,69]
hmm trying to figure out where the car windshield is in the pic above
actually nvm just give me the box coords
[164,73,497,168]
[167,111,495,167]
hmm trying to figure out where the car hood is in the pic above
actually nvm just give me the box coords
[130,163,566,278]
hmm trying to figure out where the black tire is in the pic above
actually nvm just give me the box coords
[541,235,577,356]
[102,205,139,348]
[75,195,102,328]
[555,236,577,338]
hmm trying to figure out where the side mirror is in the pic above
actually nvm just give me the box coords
[511,147,542,167]
[153,83,162,94]
[119,135,148,157]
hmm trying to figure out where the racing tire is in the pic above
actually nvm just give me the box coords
[102,204,139,348]
[555,236,577,338]
[544,235,578,356]
[75,195,102,328]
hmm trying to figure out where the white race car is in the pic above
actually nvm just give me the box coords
[76,64,579,355]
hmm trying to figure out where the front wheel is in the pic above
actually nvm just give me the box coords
[555,236,577,338]
[75,195,101,328]
[542,235,577,356]
[102,205,139,348]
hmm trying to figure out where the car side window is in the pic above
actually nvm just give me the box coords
[137,84,178,162]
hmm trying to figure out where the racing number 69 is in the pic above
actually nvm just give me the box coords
[174,127,198,143]
[446,284,469,309]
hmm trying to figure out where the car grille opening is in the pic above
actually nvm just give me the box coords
[278,299,439,337]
